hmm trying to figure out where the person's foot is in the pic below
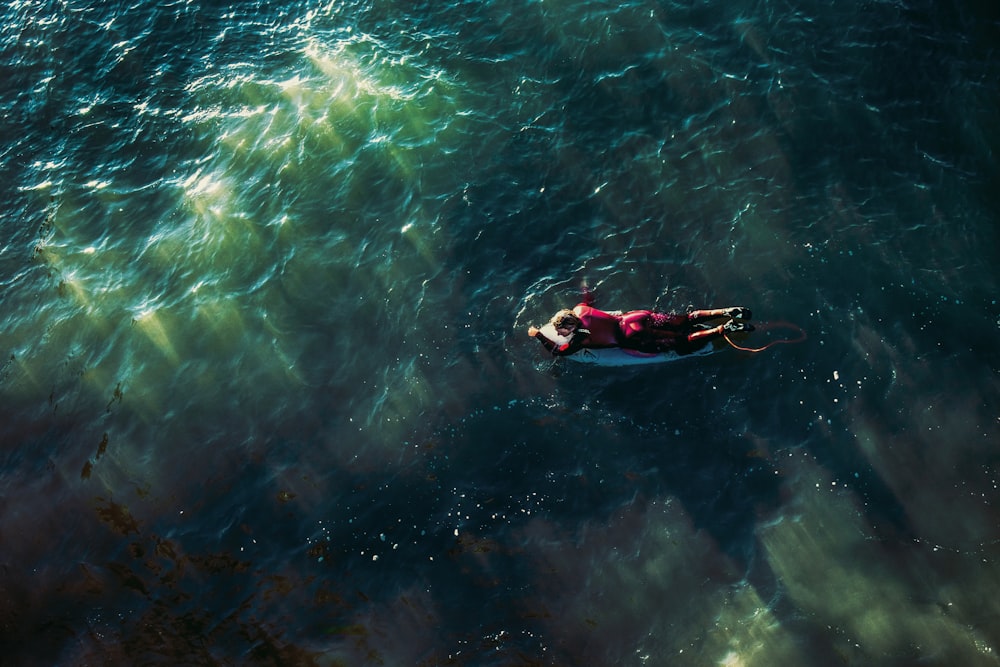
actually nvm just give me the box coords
[724,319,755,333]
[725,307,752,320]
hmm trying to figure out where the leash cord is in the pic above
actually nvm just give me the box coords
[723,321,807,353]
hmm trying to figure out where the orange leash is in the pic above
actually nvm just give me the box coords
[724,320,807,353]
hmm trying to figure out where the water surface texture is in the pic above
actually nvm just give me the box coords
[2,0,1000,664]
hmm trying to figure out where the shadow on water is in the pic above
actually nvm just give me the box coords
[554,361,786,575]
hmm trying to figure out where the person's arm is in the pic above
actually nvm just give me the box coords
[528,326,585,356]
[528,326,556,352]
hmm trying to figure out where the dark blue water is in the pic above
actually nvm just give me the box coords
[2,0,1000,664]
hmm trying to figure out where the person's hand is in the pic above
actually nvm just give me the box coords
[528,326,539,337]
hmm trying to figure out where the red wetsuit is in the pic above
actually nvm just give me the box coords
[533,303,705,356]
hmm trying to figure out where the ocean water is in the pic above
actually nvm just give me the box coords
[2,0,999,664]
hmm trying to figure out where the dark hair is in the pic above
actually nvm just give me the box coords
[550,309,581,329]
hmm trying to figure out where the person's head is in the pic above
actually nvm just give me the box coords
[549,309,581,336]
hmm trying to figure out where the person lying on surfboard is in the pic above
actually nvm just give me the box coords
[527,297,754,357]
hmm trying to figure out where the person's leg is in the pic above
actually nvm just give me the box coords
[685,318,755,343]
[686,307,752,323]
[646,311,687,329]
[642,311,725,348]
[622,309,753,350]
[686,323,725,343]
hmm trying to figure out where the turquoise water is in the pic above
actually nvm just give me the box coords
[2,0,999,664]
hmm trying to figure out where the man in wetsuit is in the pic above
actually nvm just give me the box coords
[528,299,754,356]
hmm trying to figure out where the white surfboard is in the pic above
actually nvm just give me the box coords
[537,323,722,367]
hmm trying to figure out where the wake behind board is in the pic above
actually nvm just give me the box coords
[538,323,724,367]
